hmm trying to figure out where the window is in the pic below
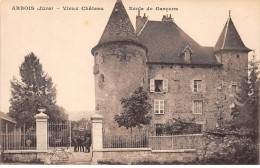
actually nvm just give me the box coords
[101,74,104,82]
[194,80,202,92]
[150,79,168,93]
[155,80,163,92]
[154,100,164,114]
[101,55,105,63]
[193,100,203,114]
[237,55,239,58]
[184,49,191,62]
[94,52,99,65]
[98,74,105,87]
[231,84,237,93]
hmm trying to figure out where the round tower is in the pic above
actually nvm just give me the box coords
[214,13,251,122]
[91,0,147,133]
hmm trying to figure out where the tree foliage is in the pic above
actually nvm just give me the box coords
[231,55,260,131]
[162,117,202,135]
[114,87,152,133]
[8,52,68,128]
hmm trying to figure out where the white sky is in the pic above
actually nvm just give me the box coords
[0,0,259,119]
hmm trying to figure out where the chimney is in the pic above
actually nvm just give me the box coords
[136,12,148,35]
[162,14,173,22]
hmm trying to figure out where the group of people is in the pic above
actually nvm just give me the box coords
[73,134,91,153]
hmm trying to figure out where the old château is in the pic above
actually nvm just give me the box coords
[91,0,251,135]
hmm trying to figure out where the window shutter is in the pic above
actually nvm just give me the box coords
[150,79,155,92]
[163,79,168,92]
[161,100,165,114]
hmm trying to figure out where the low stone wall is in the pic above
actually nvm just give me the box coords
[93,148,197,164]
[2,150,47,163]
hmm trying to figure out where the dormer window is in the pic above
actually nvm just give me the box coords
[180,46,193,63]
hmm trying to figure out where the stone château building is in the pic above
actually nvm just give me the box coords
[91,0,251,135]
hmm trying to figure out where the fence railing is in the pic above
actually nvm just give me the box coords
[148,134,203,150]
[0,133,36,151]
[48,121,71,148]
[103,134,203,150]
[103,134,148,148]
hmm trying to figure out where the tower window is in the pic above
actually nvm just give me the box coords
[101,74,104,82]
[232,84,237,93]
[99,74,105,86]
[101,55,105,63]
[237,55,239,58]
[193,100,203,114]
[94,52,99,65]
[194,80,202,92]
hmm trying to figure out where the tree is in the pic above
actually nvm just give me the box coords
[114,87,152,135]
[231,54,260,131]
[8,52,68,129]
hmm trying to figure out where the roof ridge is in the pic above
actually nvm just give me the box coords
[221,17,230,49]
[137,19,149,36]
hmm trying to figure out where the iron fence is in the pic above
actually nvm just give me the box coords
[148,134,203,150]
[48,121,71,148]
[0,132,36,151]
[103,134,148,148]
[103,133,203,150]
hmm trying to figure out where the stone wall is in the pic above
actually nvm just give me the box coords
[2,151,47,163]
[148,64,223,132]
[93,43,147,134]
[147,51,248,133]
[95,148,197,165]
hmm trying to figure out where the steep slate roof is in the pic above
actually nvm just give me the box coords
[214,17,250,52]
[0,112,16,124]
[138,21,218,65]
[98,0,139,45]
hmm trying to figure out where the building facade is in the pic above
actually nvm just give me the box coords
[91,0,251,134]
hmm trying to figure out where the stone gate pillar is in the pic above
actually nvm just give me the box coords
[91,113,104,163]
[35,109,49,152]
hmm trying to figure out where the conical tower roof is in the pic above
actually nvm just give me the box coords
[214,15,251,52]
[98,0,139,44]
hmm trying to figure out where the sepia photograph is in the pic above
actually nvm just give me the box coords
[0,0,259,165]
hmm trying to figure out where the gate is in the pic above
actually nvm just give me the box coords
[48,121,71,148]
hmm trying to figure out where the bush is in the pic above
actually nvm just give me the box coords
[162,117,202,135]
[199,129,259,165]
